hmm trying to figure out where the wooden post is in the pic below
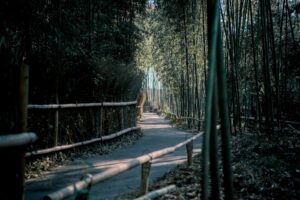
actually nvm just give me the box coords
[140,161,152,195]
[96,110,100,138]
[186,141,193,166]
[54,109,59,146]
[75,174,93,200]
[0,64,29,200]
[54,84,59,146]
[100,107,103,135]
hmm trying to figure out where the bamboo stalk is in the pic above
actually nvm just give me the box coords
[28,101,137,110]
[134,185,176,200]
[26,127,140,157]
[43,132,204,200]
[202,0,220,198]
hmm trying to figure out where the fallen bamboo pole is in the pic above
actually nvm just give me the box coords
[26,127,140,157]
[0,133,37,148]
[28,101,137,110]
[134,185,176,200]
[43,132,204,200]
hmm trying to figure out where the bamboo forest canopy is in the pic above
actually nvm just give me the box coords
[1,0,147,104]
[137,0,300,132]
[1,0,300,122]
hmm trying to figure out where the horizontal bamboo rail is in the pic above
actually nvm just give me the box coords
[43,132,204,200]
[0,133,37,148]
[161,111,204,122]
[26,127,140,157]
[240,116,300,125]
[134,185,176,200]
[28,101,137,110]
[27,100,138,153]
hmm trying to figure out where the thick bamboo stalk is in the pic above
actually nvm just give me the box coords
[28,101,137,109]
[26,127,140,157]
[0,64,31,200]
[43,132,204,200]
[203,0,220,199]
[134,185,176,200]
[216,10,234,199]
[0,132,37,148]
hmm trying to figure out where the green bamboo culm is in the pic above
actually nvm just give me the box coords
[216,11,234,200]
[202,0,234,199]
[201,0,219,199]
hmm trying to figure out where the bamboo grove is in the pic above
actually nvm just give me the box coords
[138,0,300,133]
[137,0,300,198]
[1,0,147,106]
[1,0,300,199]
[1,1,147,199]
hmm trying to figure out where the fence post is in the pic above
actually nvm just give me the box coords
[140,161,152,195]
[100,107,103,135]
[54,109,59,146]
[186,141,193,166]
[120,107,124,129]
[96,110,100,138]
[75,174,93,200]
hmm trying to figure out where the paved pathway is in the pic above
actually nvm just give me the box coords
[25,112,202,200]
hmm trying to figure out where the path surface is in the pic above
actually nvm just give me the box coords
[25,112,202,200]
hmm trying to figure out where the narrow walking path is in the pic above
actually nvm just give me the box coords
[25,112,202,200]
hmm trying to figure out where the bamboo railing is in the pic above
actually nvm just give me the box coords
[0,133,37,149]
[43,131,204,200]
[134,185,176,200]
[26,127,140,157]
[28,101,137,109]
[27,101,138,157]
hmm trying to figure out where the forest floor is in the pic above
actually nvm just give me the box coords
[119,124,300,200]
